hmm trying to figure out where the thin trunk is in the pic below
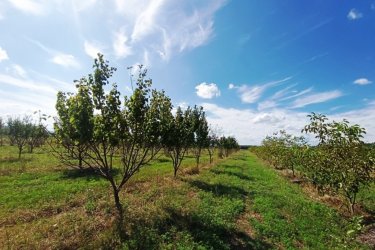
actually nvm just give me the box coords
[111,183,124,237]
[78,150,83,169]
[174,165,178,177]
[18,146,22,159]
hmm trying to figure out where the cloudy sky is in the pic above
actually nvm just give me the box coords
[0,0,375,144]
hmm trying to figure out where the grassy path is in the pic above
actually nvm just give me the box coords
[0,149,370,249]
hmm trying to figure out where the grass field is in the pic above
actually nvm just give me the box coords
[0,146,373,249]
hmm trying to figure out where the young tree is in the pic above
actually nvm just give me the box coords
[7,116,32,159]
[303,113,374,213]
[55,55,172,232]
[191,106,209,168]
[53,80,94,169]
[165,106,194,177]
[207,125,220,164]
[27,112,49,153]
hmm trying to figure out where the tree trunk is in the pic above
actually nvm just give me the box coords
[18,146,22,159]
[78,151,83,169]
[174,167,177,178]
[111,183,124,238]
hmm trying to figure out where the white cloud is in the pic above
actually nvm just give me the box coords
[201,102,375,145]
[239,85,267,103]
[112,0,226,63]
[237,77,292,103]
[51,54,80,68]
[113,28,132,58]
[291,90,343,108]
[202,103,308,145]
[228,83,235,89]
[131,0,166,42]
[354,78,372,85]
[347,8,363,20]
[7,0,45,15]
[0,73,56,94]
[0,46,9,62]
[280,87,313,101]
[84,40,103,59]
[7,64,27,78]
[195,82,221,99]
[258,100,277,110]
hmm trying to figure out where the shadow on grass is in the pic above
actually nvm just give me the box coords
[186,179,251,198]
[210,168,254,181]
[60,168,119,180]
[116,208,271,250]
[163,207,272,250]
[0,157,32,164]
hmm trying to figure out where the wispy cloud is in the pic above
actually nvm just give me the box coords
[0,73,57,94]
[84,40,104,59]
[301,52,328,64]
[7,0,45,15]
[235,77,292,104]
[131,0,166,42]
[6,64,27,78]
[112,0,226,63]
[354,78,372,85]
[0,46,9,62]
[113,28,132,58]
[275,19,332,50]
[258,100,278,110]
[280,87,313,101]
[347,8,363,20]
[291,90,343,108]
[27,38,80,68]
[51,54,80,68]
[195,82,221,99]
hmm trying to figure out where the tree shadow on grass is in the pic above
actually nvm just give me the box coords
[186,179,252,199]
[163,207,272,250]
[210,168,254,181]
[0,157,32,164]
[59,168,119,180]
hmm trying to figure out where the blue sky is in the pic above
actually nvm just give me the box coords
[0,0,374,144]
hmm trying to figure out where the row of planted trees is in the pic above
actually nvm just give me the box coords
[253,113,375,214]
[51,54,239,231]
[0,113,48,158]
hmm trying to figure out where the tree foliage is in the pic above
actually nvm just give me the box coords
[255,112,375,214]
[7,116,32,159]
[164,106,194,177]
[54,55,173,231]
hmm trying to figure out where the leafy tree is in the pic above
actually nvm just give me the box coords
[218,136,240,158]
[191,106,209,168]
[7,116,32,159]
[165,106,194,177]
[27,111,49,153]
[302,113,374,213]
[53,80,94,169]
[55,55,172,232]
[207,125,220,164]
[261,130,307,177]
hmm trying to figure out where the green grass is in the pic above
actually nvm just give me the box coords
[0,146,373,249]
